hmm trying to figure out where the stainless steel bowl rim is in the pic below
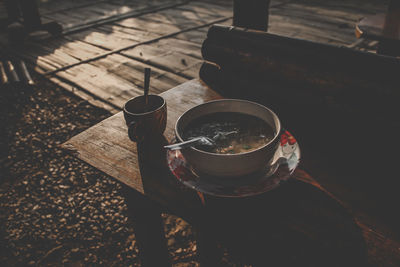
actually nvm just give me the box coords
[175,98,281,156]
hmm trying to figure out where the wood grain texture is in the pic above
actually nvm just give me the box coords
[2,0,389,114]
[62,79,221,193]
[53,53,189,109]
[42,0,187,33]
[202,24,400,97]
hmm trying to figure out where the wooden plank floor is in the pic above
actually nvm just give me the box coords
[0,0,389,112]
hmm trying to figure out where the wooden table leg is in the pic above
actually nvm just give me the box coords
[196,227,224,267]
[122,186,171,267]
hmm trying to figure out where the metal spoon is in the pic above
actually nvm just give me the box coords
[164,131,238,151]
[212,130,238,141]
[144,67,151,109]
[164,137,215,151]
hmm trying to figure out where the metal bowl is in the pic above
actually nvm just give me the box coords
[175,99,281,177]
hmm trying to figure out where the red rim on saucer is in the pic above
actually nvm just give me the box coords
[167,130,300,198]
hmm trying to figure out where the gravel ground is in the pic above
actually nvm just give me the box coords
[0,75,200,266]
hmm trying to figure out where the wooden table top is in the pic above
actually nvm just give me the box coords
[62,79,400,266]
[62,79,221,194]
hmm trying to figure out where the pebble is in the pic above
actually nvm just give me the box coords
[0,75,198,266]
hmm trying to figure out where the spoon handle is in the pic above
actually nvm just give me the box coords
[144,67,151,106]
[164,137,204,150]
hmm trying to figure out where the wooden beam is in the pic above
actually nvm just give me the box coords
[202,25,400,95]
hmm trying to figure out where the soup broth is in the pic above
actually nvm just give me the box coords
[183,112,275,154]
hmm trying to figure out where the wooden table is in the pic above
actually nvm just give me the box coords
[63,79,400,266]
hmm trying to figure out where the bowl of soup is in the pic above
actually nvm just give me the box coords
[175,99,281,177]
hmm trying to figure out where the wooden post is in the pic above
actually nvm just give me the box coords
[4,0,20,22]
[196,229,224,267]
[19,0,42,29]
[233,0,271,31]
[377,0,400,56]
[122,187,172,267]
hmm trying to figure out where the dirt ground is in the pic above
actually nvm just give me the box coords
[0,75,204,266]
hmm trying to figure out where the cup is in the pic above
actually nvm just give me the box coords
[123,95,167,142]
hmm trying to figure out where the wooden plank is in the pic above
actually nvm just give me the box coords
[174,28,209,44]
[60,1,163,28]
[268,14,357,45]
[272,5,361,27]
[42,0,149,24]
[68,23,161,50]
[155,38,202,59]
[145,51,202,77]
[38,0,105,15]
[265,0,388,45]
[91,53,187,94]
[52,53,187,107]
[42,11,85,29]
[91,53,165,79]
[110,0,171,7]
[176,1,233,17]
[279,2,386,20]
[109,0,149,6]
[43,0,188,35]
[202,25,400,95]
[43,38,107,61]
[114,16,193,35]
[121,43,202,78]
[9,37,107,74]
[150,72,189,91]
[55,62,141,108]
[178,62,202,79]
[266,4,370,45]
[120,44,172,62]
[99,23,161,41]
[47,76,120,114]
[290,0,388,15]
[0,61,8,85]
[196,0,234,8]
[74,2,140,17]
[11,42,80,73]
[139,6,224,26]
[67,28,138,51]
